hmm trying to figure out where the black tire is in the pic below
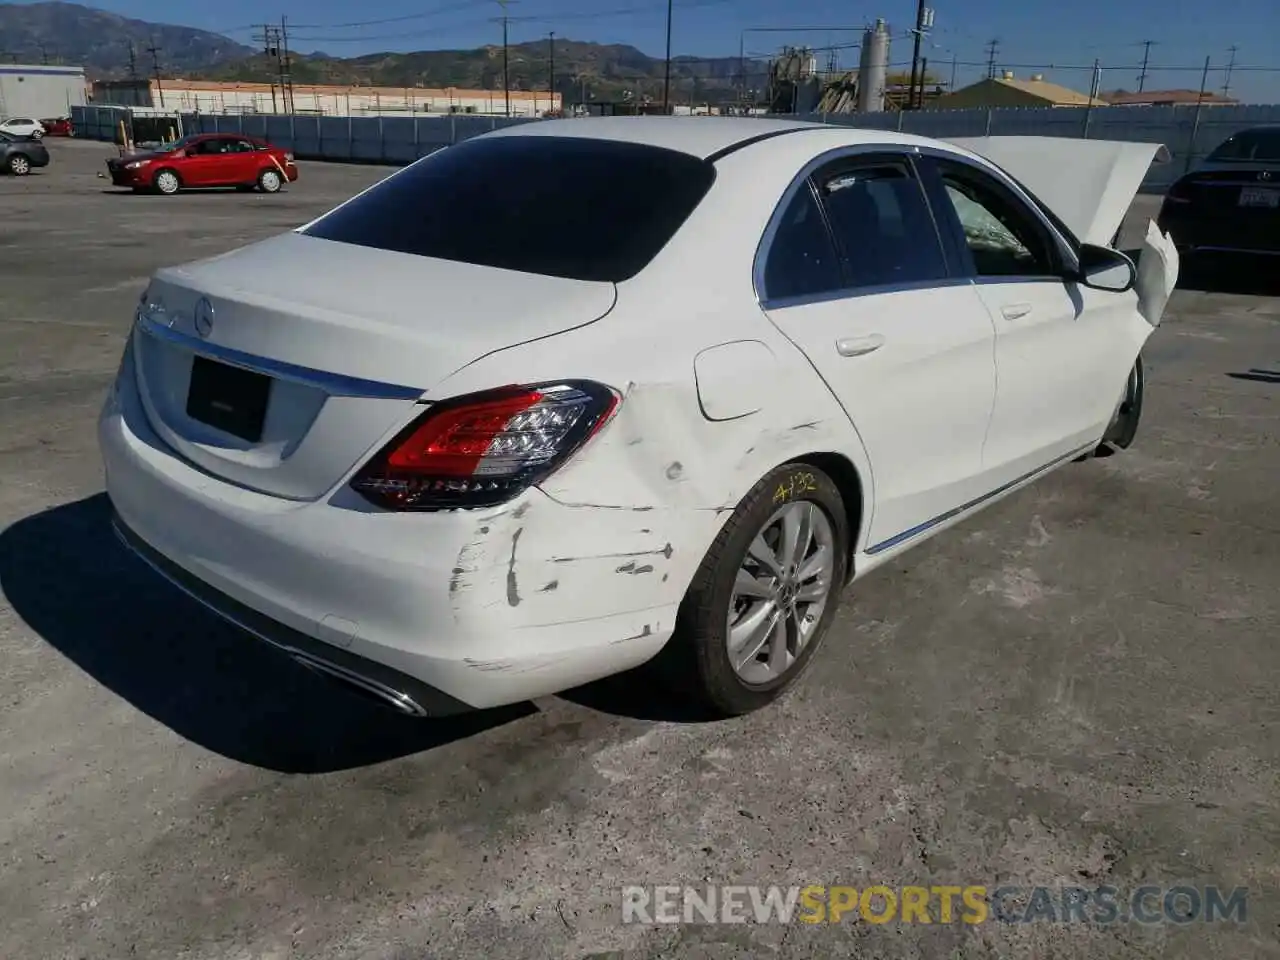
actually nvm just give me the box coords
[662,462,850,717]
[1104,354,1145,450]
[7,153,32,176]
[257,168,284,193]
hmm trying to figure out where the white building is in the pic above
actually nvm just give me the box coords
[93,79,560,118]
[0,64,87,119]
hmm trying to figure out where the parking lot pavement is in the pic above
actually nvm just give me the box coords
[1,137,1278,960]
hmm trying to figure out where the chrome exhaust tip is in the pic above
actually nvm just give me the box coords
[291,652,427,717]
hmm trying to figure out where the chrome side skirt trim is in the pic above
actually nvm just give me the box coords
[865,441,1097,556]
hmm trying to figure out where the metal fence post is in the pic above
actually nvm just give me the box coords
[896,109,905,132]
[379,114,385,162]
[348,113,354,159]
[984,108,993,136]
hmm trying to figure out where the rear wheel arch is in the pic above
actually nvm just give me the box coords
[785,452,865,584]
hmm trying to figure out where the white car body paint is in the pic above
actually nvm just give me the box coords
[99,118,1177,712]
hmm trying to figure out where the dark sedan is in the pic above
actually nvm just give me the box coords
[1,131,50,176]
[1158,126,1280,260]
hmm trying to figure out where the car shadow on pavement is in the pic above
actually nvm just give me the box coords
[1227,369,1280,384]
[0,494,536,774]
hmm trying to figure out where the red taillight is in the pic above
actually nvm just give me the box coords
[351,381,620,510]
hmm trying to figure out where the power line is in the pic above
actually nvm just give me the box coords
[283,0,733,43]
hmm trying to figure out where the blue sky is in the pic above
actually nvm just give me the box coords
[20,0,1280,100]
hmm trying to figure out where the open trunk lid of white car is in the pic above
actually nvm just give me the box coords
[132,231,617,501]
[948,135,1179,325]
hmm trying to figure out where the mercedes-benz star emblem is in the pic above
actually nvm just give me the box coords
[193,298,215,339]
[1260,171,1273,181]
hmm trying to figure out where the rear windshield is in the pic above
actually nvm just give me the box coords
[1207,129,1280,162]
[301,134,717,282]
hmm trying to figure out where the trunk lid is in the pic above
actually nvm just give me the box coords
[133,231,617,500]
[946,136,1171,246]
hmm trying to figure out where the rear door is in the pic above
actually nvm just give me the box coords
[224,138,263,184]
[758,152,999,553]
[921,154,1132,482]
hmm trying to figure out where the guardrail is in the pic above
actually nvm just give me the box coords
[72,101,1280,190]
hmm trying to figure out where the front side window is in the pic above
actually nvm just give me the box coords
[302,135,717,282]
[934,161,1056,278]
[816,161,949,289]
[761,184,842,302]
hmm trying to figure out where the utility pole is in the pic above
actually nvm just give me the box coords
[37,41,49,65]
[127,42,139,81]
[281,16,294,114]
[146,36,165,109]
[1222,44,1238,97]
[662,0,673,113]
[1137,39,1156,93]
[495,0,515,117]
[548,31,555,113]
[259,25,281,113]
[907,0,933,110]
[985,38,1000,79]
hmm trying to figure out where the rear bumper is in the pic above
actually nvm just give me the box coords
[1158,203,1280,256]
[98,345,703,711]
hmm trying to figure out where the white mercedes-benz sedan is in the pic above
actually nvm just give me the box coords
[99,118,1179,718]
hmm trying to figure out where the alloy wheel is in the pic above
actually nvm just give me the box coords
[10,156,30,175]
[726,500,836,685]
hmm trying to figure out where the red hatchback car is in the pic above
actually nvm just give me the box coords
[107,133,299,195]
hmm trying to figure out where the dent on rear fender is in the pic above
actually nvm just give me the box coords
[538,378,858,514]
[444,490,685,640]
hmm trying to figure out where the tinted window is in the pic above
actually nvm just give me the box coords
[1207,129,1280,162]
[762,185,842,301]
[935,161,1056,278]
[302,135,717,282]
[816,162,948,289]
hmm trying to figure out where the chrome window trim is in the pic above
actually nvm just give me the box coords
[753,144,958,309]
[764,276,974,312]
[753,141,1084,311]
[136,311,426,401]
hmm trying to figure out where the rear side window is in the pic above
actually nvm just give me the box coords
[816,162,949,289]
[302,135,717,282]
[1207,129,1280,162]
[761,185,843,302]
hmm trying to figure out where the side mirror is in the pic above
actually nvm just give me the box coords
[1075,243,1136,293]
[184,148,198,157]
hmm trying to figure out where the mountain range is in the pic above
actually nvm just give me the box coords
[0,1,768,103]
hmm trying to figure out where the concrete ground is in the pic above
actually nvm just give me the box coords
[1,138,1277,960]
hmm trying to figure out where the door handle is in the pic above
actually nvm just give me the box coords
[1001,302,1033,320]
[835,334,886,357]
